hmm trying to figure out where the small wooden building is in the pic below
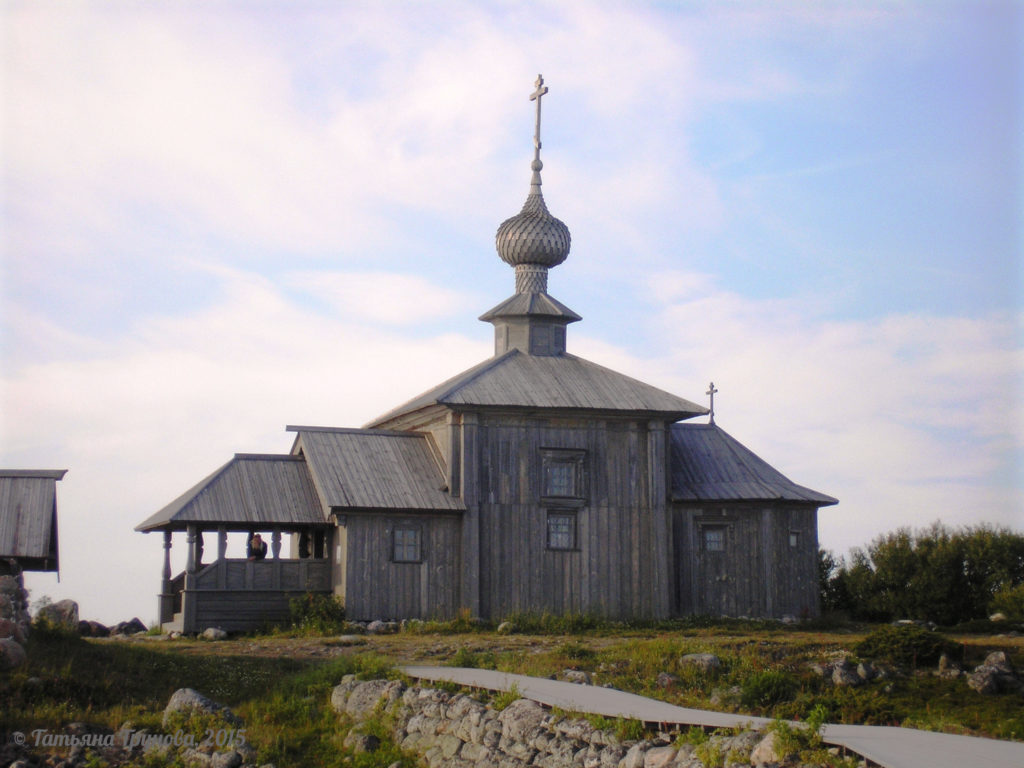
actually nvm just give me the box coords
[138,78,836,633]
[0,469,67,574]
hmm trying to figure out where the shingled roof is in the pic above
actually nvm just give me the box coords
[0,469,67,571]
[135,455,326,532]
[669,424,837,505]
[289,427,464,513]
[368,349,707,426]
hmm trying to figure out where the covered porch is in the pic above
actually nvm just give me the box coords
[136,454,334,634]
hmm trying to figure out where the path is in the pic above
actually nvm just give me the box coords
[401,665,1024,768]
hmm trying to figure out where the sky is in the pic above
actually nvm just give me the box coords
[2,1,1021,625]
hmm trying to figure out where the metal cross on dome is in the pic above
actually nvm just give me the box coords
[530,74,548,159]
[706,382,718,425]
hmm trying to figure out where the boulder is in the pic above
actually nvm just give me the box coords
[832,660,862,687]
[366,620,399,634]
[0,617,26,644]
[982,651,1014,675]
[201,627,228,641]
[0,636,27,669]
[562,669,591,685]
[643,745,677,767]
[750,730,782,766]
[332,678,405,718]
[967,652,1021,695]
[680,653,721,672]
[78,620,111,638]
[162,688,242,727]
[36,599,79,628]
[113,617,147,635]
[497,698,547,743]
[655,672,679,689]
[0,574,23,598]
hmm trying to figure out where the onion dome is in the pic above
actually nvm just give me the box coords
[495,75,571,294]
[496,159,572,270]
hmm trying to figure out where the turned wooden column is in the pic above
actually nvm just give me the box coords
[161,531,173,593]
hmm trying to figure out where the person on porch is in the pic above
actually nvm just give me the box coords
[246,532,267,560]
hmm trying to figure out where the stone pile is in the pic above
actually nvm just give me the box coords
[967,651,1021,695]
[330,676,826,768]
[0,566,32,669]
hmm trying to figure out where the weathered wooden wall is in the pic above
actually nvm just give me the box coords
[342,513,461,621]
[189,590,315,633]
[671,505,819,618]
[471,415,671,621]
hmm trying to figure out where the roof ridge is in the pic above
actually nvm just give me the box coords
[287,425,426,437]
[233,453,305,460]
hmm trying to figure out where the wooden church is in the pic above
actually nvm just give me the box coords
[137,77,836,633]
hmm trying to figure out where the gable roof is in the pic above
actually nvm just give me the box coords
[368,350,707,426]
[669,424,837,506]
[0,469,67,571]
[289,427,465,513]
[135,455,326,532]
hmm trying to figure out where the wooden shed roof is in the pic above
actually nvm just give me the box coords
[0,469,67,570]
[289,427,464,513]
[368,350,707,426]
[669,424,837,505]
[135,455,326,532]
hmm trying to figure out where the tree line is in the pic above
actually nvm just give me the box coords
[819,521,1024,625]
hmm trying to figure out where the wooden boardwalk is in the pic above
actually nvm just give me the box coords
[401,665,1024,768]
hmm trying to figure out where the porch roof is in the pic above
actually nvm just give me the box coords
[0,469,67,570]
[135,454,328,532]
[669,424,838,506]
[288,426,465,513]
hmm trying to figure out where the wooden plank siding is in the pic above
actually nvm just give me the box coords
[0,470,65,570]
[193,558,331,592]
[190,591,315,633]
[671,505,820,619]
[473,415,670,621]
[342,513,461,621]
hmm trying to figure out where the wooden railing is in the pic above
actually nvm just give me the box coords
[189,557,331,592]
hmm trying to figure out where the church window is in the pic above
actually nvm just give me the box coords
[392,526,421,563]
[541,449,586,502]
[703,526,726,552]
[547,512,576,550]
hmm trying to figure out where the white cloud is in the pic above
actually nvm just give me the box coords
[585,271,1024,555]
[6,267,490,623]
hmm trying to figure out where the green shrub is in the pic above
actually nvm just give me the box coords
[492,684,521,711]
[854,624,963,667]
[739,670,797,709]
[613,717,645,742]
[989,583,1024,620]
[288,593,346,635]
[448,647,497,670]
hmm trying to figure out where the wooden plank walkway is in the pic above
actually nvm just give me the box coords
[401,665,1024,768]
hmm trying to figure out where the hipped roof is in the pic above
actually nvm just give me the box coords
[289,427,464,513]
[0,470,66,569]
[669,424,837,505]
[135,455,326,532]
[369,349,706,426]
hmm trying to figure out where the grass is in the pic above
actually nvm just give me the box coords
[2,617,1021,767]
